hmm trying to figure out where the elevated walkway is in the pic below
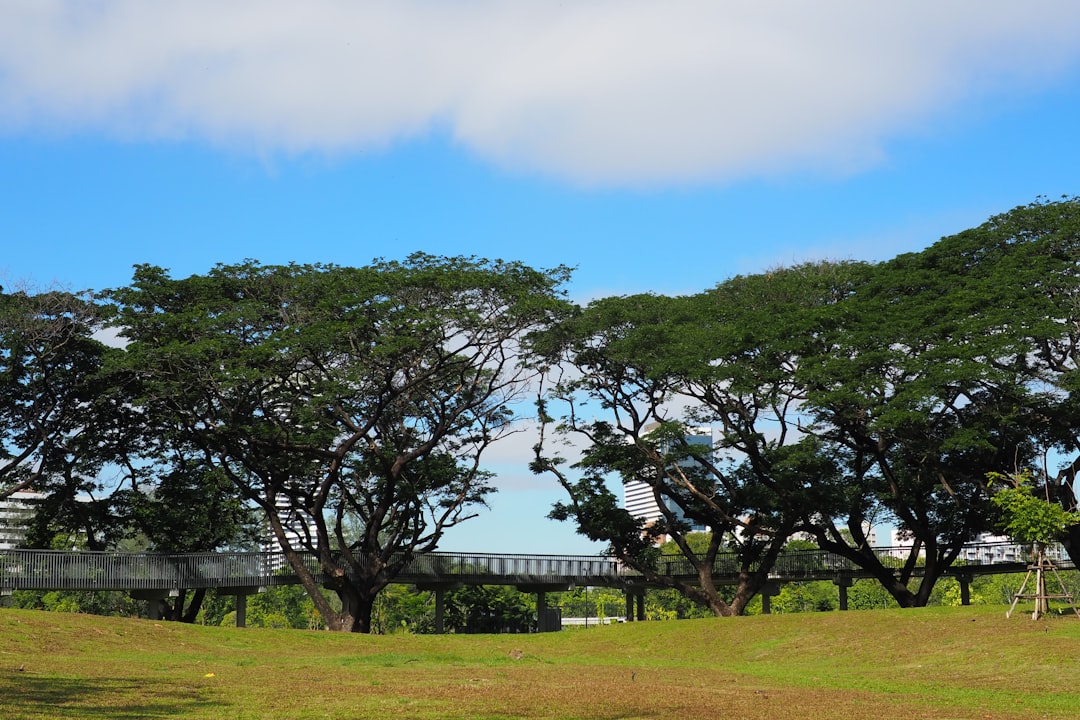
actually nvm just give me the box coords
[2,543,1059,593]
[0,543,1068,626]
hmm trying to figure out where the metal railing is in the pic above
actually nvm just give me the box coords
[0,549,624,592]
[398,552,620,585]
[656,542,1074,581]
[0,550,309,592]
[0,543,1069,593]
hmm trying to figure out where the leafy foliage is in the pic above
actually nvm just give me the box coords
[989,470,1080,547]
[537,197,1080,613]
[0,287,114,501]
[533,268,861,616]
[9,197,1080,627]
[106,255,570,632]
[444,585,535,634]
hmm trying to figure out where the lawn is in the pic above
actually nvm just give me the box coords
[1,604,1077,719]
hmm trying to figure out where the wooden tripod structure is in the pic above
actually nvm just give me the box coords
[1006,543,1080,620]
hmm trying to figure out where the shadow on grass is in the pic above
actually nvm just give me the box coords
[0,674,226,718]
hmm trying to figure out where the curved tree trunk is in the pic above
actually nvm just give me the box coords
[159,588,208,623]
[182,587,207,623]
[323,585,378,633]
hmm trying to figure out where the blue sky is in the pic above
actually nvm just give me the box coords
[3,2,1080,554]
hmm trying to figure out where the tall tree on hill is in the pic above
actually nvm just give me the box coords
[955,198,1080,568]
[108,445,262,622]
[108,255,570,632]
[791,198,1080,606]
[534,198,1080,611]
[0,286,113,505]
[1,286,260,621]
[532,270,850,616]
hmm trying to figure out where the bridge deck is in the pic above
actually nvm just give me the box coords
[0,544,1067,594]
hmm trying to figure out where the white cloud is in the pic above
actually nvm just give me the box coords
[2,1,1079,186]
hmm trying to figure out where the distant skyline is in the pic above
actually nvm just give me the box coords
[3,2,1080,553]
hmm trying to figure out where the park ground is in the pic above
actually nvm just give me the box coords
[0,603,1077,719]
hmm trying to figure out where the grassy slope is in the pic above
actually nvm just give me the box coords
[1,604,1077,719]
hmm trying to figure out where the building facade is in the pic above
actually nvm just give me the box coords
[0,490,45,550]
[623,426,712,543]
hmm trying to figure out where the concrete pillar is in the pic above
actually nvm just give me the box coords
[624,588,645,621]
[417,582,463,634]
[414,582,462,634]
[760,580,781,615]
[956,572,973,607]
[235,594,247,628]
[215,587,263,628]
[130,590,168,621]
[517,583,570,632]
[534,591,564,632]
[833,576,853,611]
[536,591,547,628]
[433,588,446,634]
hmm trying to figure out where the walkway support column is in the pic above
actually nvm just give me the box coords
[833,576,853,611]
[130,589,170,621]
[518,583,571,632]
[760,580,781,615]
[216,587,264,628]
[417,582,463,634]
[956,571,973,606]
[434,588,446,635]
[624,586,646,622]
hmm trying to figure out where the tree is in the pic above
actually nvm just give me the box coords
[371,585,434,634]
[972,199,1080,569]
[989,470,1080,548]
[243,585,325,630]
[793,198,1080,606]
[533,199,1080,612]
[2,302,262,622]
[990,470,1080,619]
[110,455,262,622]
[0,286,113,502]
[533,279,845,616]
[769,581,838,614]
[108,255,570,632]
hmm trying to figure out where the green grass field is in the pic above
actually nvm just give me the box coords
[1,604,1077,719]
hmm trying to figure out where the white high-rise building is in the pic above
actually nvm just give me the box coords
[0,490,45,550]
[261,493,321,570]
[623,426,712,543]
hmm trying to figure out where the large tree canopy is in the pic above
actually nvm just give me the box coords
[532,264,856,616]
[536,197,1080,613]
[8,197,1080,625]
[107,255,570,632]
[793,198,1080,604]
[0,287,113,503]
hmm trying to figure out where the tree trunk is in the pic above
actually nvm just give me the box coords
[813,531,923,607]
[181,588,206,623]
[726,582,760,616]
[157,588,207,623]
[1063,524,1080,570]
[326,586,377,633]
